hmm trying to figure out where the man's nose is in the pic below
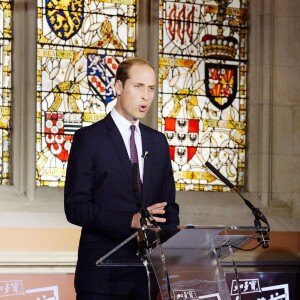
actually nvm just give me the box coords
[142,87,149,100]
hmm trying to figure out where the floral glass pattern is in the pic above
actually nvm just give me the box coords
[158,0,248,191]
[0,0,12,185]
[36,0,136,187]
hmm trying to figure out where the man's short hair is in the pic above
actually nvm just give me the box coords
[115,57,155,86]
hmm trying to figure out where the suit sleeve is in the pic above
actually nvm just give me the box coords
[64,128,135,240]
[160,134,180,228]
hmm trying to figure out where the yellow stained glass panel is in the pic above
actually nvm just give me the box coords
[0,0,12,185]
[36,0,136,187]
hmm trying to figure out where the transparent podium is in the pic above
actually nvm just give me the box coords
[96,225,269,300]
[149,225,268,300]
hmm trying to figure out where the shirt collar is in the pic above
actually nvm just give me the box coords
[111,109,141,135]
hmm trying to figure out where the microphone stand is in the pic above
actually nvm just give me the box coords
[132,163,149,251]
[132,163,160,251]
[95,164,159,266]
[132,163,162,300]
[205,161,270,300]
[205,161,270,249]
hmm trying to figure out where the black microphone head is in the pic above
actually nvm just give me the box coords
[205,161,234,189]
[262,242,269,249]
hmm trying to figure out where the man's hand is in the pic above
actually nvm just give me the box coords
[131,202,167,229]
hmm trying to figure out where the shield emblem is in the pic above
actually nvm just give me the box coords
[46,0,84,40]
[165,117,199,165]
[205,63,237,110]
[88,55,121,105]
[44,112,82,162]
[165,3,199,49]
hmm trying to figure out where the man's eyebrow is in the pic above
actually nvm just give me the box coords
[134,82,156,87]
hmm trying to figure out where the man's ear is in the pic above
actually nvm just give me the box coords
[115,80,122,96]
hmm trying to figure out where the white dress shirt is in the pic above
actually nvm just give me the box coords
[110,109,144,182]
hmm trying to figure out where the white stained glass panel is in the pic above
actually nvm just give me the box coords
[159,0,247,191]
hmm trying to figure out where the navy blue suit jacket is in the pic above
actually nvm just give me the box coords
[64,113,179,294]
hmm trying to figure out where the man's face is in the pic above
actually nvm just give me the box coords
[115,64,156,123]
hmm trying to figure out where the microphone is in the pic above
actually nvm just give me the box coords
[205,161,234,190]
[132,163,160,231]
[205,161,270,248]
[142,151,149,159]
[140,207,159,228]
[132,163,149,244]
[132,163,159,234]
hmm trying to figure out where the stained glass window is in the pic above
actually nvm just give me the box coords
[36,0,136,187]
[0,0,12,185]
[158,0,248,191]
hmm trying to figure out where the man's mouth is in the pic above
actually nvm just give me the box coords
[139,105,147,112]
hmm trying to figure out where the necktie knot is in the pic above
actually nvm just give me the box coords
[130,124,135,133]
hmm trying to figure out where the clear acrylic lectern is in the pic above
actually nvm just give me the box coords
[96,225,268,300]
[149,225,268,300]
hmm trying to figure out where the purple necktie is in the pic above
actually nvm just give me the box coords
[130,125,142,193]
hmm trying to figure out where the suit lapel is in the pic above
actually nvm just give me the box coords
[141,125,152,207]
[105,114,150,208]
[104,114,132,185]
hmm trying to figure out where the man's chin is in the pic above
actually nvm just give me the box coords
[137,111,148,119]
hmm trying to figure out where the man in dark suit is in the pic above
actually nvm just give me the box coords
[64,57,180,299]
